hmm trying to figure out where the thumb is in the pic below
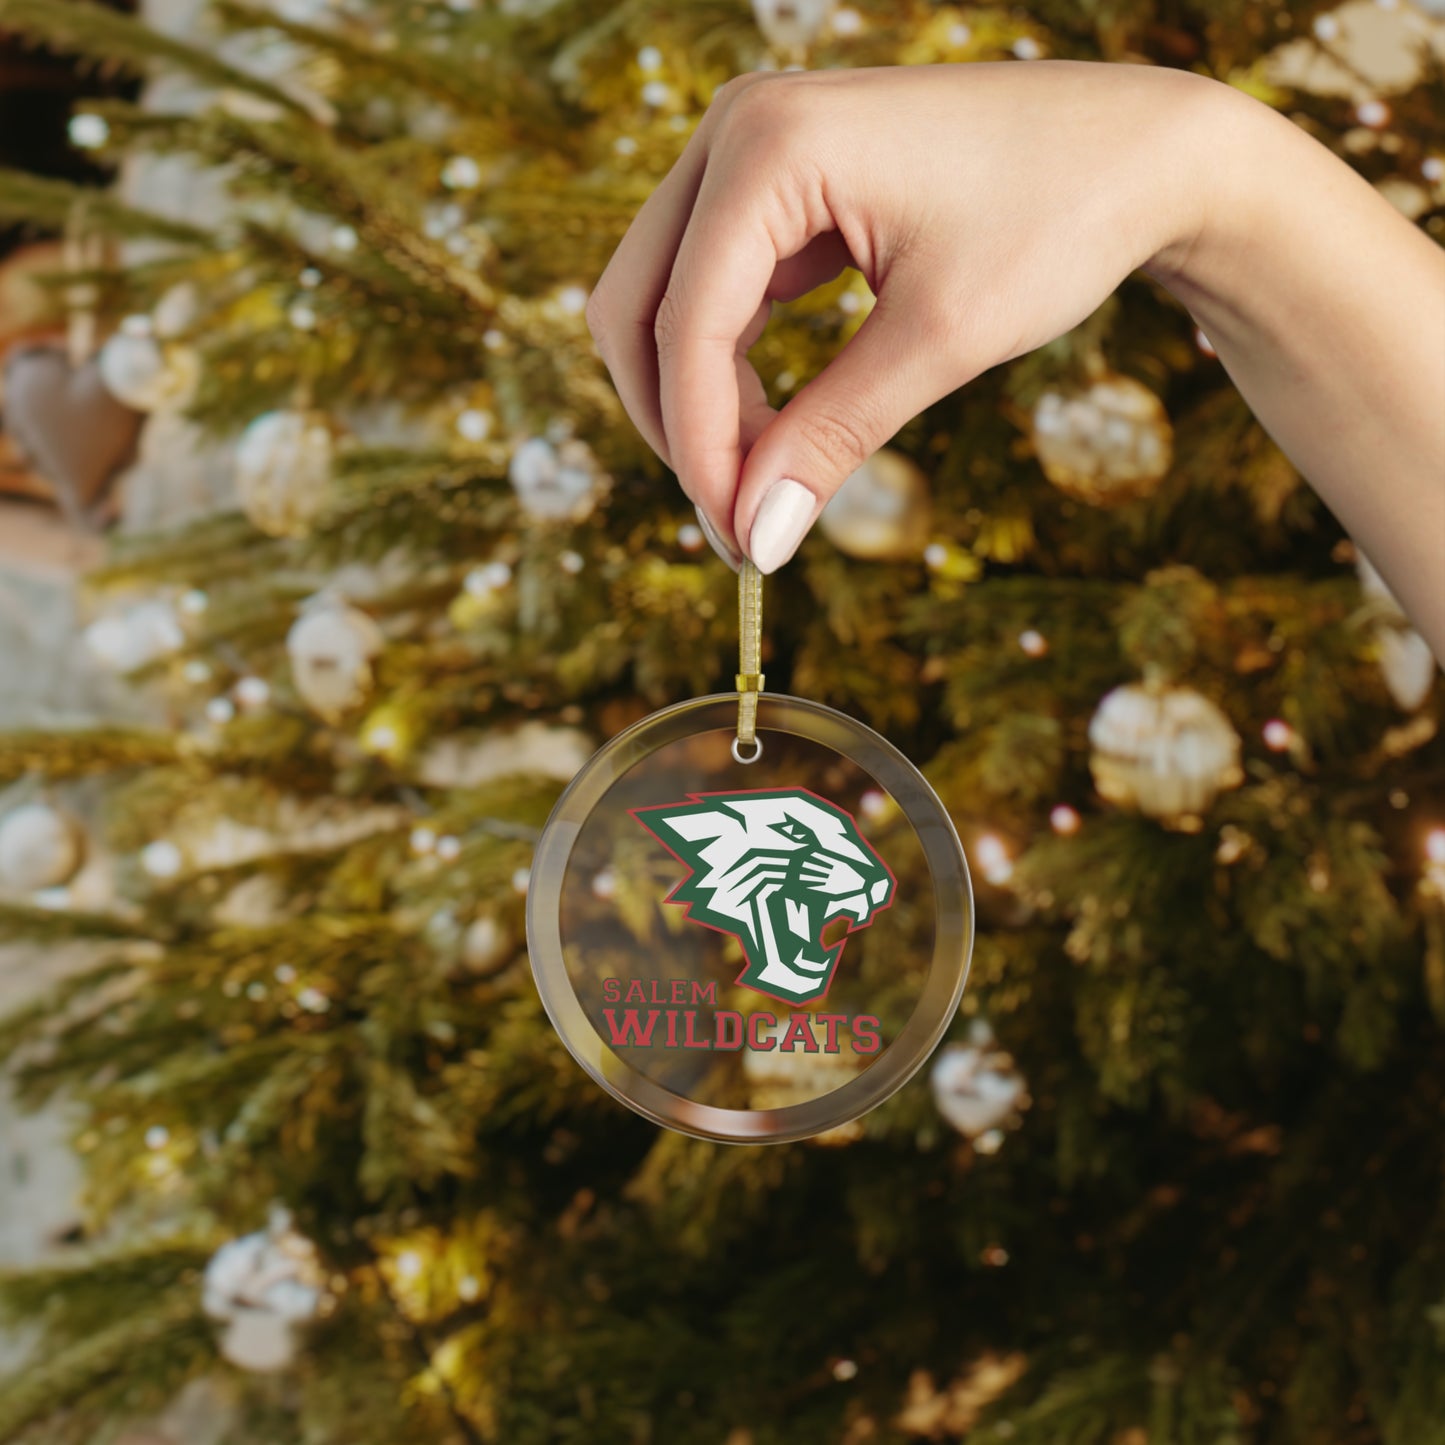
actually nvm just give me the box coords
[732,280,970,575]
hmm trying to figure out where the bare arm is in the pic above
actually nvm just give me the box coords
[1144,84,1445,656]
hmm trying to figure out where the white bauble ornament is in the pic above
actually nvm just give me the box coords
[84,599,185,673]
[235,410,337,538]
[1032,374,1173,505]
[1088,682,1244,823]
[217,1308,300,1373]
[153,282,200,340]
[203,1207,327,1375]
[286,597,384,721]
[0,803,85,892]
[930,1021,1029,1141]
[818,447,932,561]
[417,721,594,789]
[461,914,513,975]
[1377,628,1437,712]
[752,0,835,51]
[1356,551,1439,711]
[98,331,200,412]
[507,434,602,521]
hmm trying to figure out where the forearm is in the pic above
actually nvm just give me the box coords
[1142,79,1445,659]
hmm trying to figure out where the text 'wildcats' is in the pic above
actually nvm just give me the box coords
[599,977,880,1054]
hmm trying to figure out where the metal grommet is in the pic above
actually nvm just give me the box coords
[731,735,763,765]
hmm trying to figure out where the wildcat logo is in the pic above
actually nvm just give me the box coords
[629,788,896,1005]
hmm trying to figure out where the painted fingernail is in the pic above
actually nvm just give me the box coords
[695,505,741,571]
[747,478,816,575]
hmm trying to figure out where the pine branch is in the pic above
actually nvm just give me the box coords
[212,0,572,140]
[0,169,212,248]
[0,728,179,784]
[0,0,309,116]
[370,1252,487,1445]
[0,1270,210,1438]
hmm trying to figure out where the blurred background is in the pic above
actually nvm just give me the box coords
[0,1,1442,1442]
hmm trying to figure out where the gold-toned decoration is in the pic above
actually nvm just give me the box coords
[235,410,339,538]
[742,1033,866,1145]
[0,802,85,892]
[97,324,200,413]
[286,595,384,722]
[1032,373,1173,505]
[1088,680,1243,824]
[896,1354,1030,1439]
[736,559,764,761]
[818,447,933,561]
[461,914,514,975]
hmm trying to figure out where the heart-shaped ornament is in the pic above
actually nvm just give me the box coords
[2,342,144,530]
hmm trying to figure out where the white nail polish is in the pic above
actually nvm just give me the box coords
[748,478,816,575]
[694,505,741,571]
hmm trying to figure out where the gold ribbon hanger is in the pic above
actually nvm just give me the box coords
[734,559,764,763]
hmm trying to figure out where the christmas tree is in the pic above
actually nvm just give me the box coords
[1,1,1443,1441]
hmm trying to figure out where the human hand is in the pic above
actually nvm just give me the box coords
[584,60,1223,573]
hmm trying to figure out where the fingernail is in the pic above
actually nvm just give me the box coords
[748,478,816,575]
[695,504,741,572]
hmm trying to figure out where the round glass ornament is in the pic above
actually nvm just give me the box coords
[527,691,973,1144]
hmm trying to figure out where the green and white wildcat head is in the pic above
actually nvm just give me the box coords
[631,788,896,1005]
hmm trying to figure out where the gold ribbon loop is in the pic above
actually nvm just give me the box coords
[734,560,764,763]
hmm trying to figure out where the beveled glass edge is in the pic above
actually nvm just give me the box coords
[526,693,974,1144]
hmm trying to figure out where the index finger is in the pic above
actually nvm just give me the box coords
[585,73,771,477]
[656,120,814,548]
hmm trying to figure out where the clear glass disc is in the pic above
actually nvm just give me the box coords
[526,694,973,1143]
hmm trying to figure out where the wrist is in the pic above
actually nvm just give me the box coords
[1138,74,1275,297]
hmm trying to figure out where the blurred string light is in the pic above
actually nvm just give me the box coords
[1425,829,1445,893]
[456,408,493,441]
[235,676,271,710]
[1049,804,1081,836]
[141,840,184,879]
[69,113,110,149]
[974,833,1013,886]
[1262,718,1294,751]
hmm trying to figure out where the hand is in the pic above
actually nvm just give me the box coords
[586,61,1445,663]
[584,61,1218,572]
